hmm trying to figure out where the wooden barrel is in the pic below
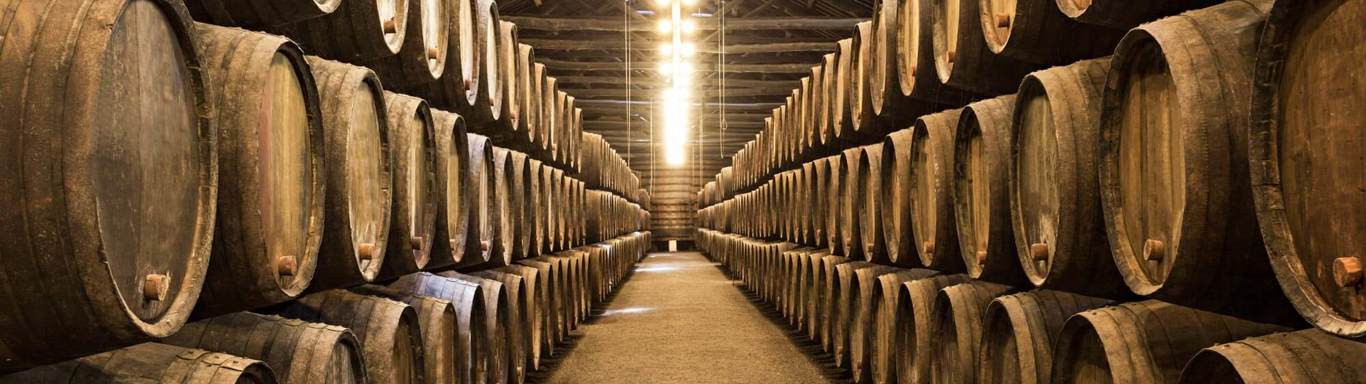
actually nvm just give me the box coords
[849,265,904,382]
[1056,0,1221,30]
[276,289,425,384]
[0,0,216,371]
[803,253,829,340]
[819,55,840,147]
[928,281,1014,384]
[930,0,1038,94]
[541,77,560,156]
[953,95,1025,285]
[515,259,558,359]
[185,0,340,28]
[831,39,857,141]
[352,285,458,384]
[441,272,509,384]
[895,274,970,384]
[857,146,889,263]
[500,265,544,371]
[163,312,365,384]
[840,147,867,259]
[804,69,825,151]
[415,0,476,110]
[429,110,472,268]
[549,169,567,250]
[870,269,940,384]
[467,0,504,125]
[518,44,539,146]
[527,160,545,255]
[823,155,846,254]
[820,255,853,351]
[895,0,979,103]
[305,57,393,291]
[833,261,879,367]
[387,272,487,384]
[977,0,1121,65]
[488,147,515,267]
[472,270,527,384]
[880,129,917,266]
[460,134,497,267]
[191,25,326,317]
[1,343,275,383]
[1052,300,1287,383]
[977,289,1112,384]
[1098,0,1289,319]
[506,151,531,259]
[271,0,407,62]
[800,162,821,245]
[380,92,439,277]
[1180,328,1366,384]
[490,21,521,134]
[364,0,448,87]
[1010,57,1124,297]
[871,0,939,124]
[1248,0,1365,338]
[909,109,965,272]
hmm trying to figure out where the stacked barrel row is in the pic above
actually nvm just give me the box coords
[0,0,652,378]
[697,232,1363,384]
[184,0,584,169]
[3,231,650,384]
[697,0,1363,382]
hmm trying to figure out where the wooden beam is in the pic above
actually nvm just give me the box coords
[523,39,836,54]
[554,75,799,88]
[563,87,795,99]
[573,98,782,112]
[537,58,812,73]
[503,16,863,32]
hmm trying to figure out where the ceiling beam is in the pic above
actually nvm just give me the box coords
[553,75,799,89]
[503,16,864,32]
[563,87,796,99]
[538,58,812,73]
[524,39,836,54]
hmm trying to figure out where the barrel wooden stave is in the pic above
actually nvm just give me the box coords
[274,289,426,384]
[896,274,970,384]
[379,92,439,278]
[387,272,487,384]
[977,289,1111,384]
[306,57,393,290]
[0,0,216,370]
[270,0,408,62]
[953,95,1025,285]
[909,109,966,272]
[928,281,1015,384]
[162,311,364,384]
[1179,328,1366,384]
[0,343,275,384]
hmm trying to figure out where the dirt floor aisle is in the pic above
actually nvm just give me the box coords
[544,251,829,384]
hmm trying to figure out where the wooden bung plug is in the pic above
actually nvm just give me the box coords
[410,236,424,251]
[922,241,936,256]
[358,242,377,261]
[1030,243,1049,261]
[276,255,298,276]
[383,18,397,34]
[1143,239,1165,261]
[143,274,168,301]
[427,47,440,58]
[1332,256,1362,288]
[995,14,1011,28]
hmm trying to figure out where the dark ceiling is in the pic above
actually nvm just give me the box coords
[498,0,873,185]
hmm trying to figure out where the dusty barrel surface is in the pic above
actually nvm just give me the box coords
[0,0,217,371]
[472,270,527,384]
[429,110,472,269]
[194,24,325,318]
[1098,0,1292,321]
[388,272,487,384]
[870,269,940,384]
[953,95,1024,284]
[910,109,966,272]
[441,271,509,384]
[977,0,1122,65]
[275,289,426,384]
[271,0,408,62]
[306,57,392,290]
[162,312,365,384]
[380,92,439,277]
[1248,0,1366,338]
[928,281,1014,384]
[462,134,498,268]
[1179,328,1366,384]
[353,285,459,384]
[896,0,979,103]
[896,274,970,384]
[1009,58,1125,297]
[500,264,543,371]
[1,343,276,384]
[185,0,341,28]
[363,0,448,87]
[977,289,1111,384]
[849,265,904,383]
[930,0,1036,94]
[1056,0,1221,30]
[881,129,919,266]
[1051,300,1287,383]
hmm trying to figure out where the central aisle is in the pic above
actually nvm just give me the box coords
[545,251,829,384]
